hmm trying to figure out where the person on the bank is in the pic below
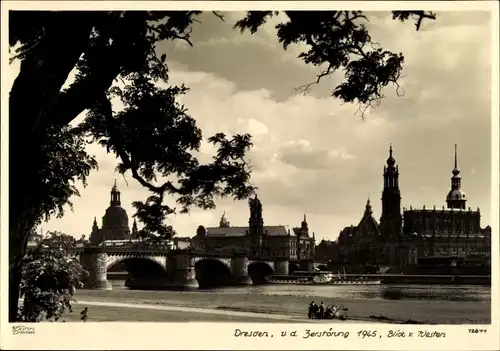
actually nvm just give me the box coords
[308,301,314,319]
[319,301,325,319]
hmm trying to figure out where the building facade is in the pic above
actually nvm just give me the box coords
[89,181,138,245]
[192,196,316,260]
[338,145,491,268]
[172,237,192,250]
[315,239,340,264]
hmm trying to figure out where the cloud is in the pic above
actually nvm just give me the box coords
[277,139,356,170]
[8,10,493,242]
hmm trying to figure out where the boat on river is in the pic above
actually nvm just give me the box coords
[329,277,381,285]
[329,268,381,285]
[266,270,381,285]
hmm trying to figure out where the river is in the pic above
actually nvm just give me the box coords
[109,280,490,302]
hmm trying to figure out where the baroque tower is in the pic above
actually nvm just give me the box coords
[379,145,402,239]
[446,144,467,210]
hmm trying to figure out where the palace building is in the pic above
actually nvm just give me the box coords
[192,195,316,261]
[89,181,138,245]
[338,145,491,268]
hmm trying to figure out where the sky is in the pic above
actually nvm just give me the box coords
[8,10,494,242]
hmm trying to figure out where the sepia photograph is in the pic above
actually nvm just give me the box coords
[1,1,499,350]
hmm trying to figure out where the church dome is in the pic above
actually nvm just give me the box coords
[446,189,466,201]
[101,181,131,237]
[103,205,129,229]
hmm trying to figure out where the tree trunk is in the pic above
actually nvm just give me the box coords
[9,255,23,322]
[8,217,32,322]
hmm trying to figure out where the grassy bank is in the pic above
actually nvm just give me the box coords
[74,289,490,324]
[63,304,296,322]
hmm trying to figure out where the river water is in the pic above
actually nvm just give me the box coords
[109,280,490,302]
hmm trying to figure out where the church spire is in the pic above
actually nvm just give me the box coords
[446,144,466,209]
[364,197,373,217]
[92,216,99,232]
[452,144,460,177]
[132,218,138,238]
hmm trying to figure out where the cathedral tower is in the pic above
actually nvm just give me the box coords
[379,145,402,239]
[446,144,467,210]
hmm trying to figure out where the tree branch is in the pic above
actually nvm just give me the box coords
[212,11,225,22]
[9,13,94,133]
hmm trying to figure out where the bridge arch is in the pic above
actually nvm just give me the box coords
[194,258,233,288]
[107,256,168,282]
[248,261,274,285]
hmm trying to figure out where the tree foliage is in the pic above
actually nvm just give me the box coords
[18,231,88,322]
[235,11,436,113]
[8,10,436,321]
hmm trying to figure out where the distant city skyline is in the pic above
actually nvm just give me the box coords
[8,11,493,241]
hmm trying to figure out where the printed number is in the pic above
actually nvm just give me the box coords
[468,329,487,334]
[357,330,377,339]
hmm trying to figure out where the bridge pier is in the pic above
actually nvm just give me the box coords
[172,254,198,288]
[300,259,315,272]
[231,256,252,285]
[275,259,289,275]
[83,248,112,290]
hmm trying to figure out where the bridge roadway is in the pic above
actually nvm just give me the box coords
[74,246,303,262]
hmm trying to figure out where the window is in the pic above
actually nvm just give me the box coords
[444,218,451,229]
[415,219,421,228]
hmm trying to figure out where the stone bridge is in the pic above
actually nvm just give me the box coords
[77,247,296,290]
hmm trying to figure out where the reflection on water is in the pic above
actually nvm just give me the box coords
[109,280,490,302]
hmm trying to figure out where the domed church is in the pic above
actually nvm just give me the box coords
[89,180,138,245]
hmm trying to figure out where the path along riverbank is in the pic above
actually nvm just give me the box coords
[74,289,491,324]
[67,300,364,323]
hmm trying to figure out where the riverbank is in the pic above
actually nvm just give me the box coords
[74,289,491,324]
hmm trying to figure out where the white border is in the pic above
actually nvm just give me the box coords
[1,1,499,350]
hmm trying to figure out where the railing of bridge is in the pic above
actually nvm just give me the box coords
[72,245,292,261]
[73,244,171,254]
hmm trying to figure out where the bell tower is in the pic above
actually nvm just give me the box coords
[379,144,402,239]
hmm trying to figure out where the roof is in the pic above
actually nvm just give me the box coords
[404,207,480,214]
[357,214,380,234]
[205,225,294,237]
